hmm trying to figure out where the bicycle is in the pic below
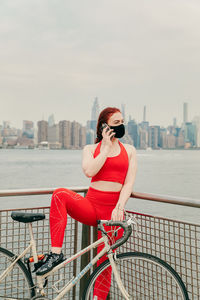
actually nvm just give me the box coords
[0,211,189,299]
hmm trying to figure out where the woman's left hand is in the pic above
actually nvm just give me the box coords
[111,206,124,221]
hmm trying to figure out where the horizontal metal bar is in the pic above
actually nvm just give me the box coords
[0,186,199,208]
[131,191,200,208]
[0,186,88,197]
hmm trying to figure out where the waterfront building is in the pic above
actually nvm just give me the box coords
[1,122,19,146]
[59,120,71,149]
[121,104,126,123]
[128,120,139,148]
[185,122,196,147]
[48,114,55,127]
[37,120,48,144]
[48,124,59,144]
[23,120,34,131]
[22,120,34,139]
[173,118,177,127]
[139,128,148,149]
[192,116,200,148]
[140,121,149,131]
[121,134,133,146]
[1,127,18,138]
[34,128,38,145]
[183,102,188,124]
[79,126,87,148]
[71,121,81,149]
[86,129,95,144]
[0,128,2,147]
[166,134,176,149]
[148,126,160,149]
[176,133,185,148]
[167,125,176,136]
[86,120,91,130]
[143,105,146,122]
[16,136,34,149]
[3,121,11,129]
[91,97,100,121]
[90,97,100,132]
[160,130,167,148]
[90,120,97,132]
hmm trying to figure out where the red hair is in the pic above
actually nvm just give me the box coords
[95,107,121,143]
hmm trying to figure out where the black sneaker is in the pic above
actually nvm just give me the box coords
[36,252,64,276]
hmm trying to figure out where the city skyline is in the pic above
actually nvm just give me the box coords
[1,1,200,129]
[0,100,199,130]
[1,99,200,149]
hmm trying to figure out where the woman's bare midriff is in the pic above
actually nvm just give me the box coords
[90,181,122,192]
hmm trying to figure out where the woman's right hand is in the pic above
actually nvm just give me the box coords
[101,125,115,149]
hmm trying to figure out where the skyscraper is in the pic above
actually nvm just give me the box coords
[183,102,188,124]
[143,105,146,122]
[71,121,81,149]
[48,114,55,127]
[192,116,200,148]
[90,97,100,132]
[128,119,139,148]
[173,118,177,127]
[148,126,160,149]
[37,120,48,143]
[59,120,71,149]
[48,124,59,144]
[79,126,86,148]
[91,97,100,121]
[22,121,34,138]
[121,104,126,123]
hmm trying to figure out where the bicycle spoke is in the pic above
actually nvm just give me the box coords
[0,247,34,299]
[83,252,189,300]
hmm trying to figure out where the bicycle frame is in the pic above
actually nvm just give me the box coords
[38,232,130,299]
[0,221,131,300]
[0,222,45,295]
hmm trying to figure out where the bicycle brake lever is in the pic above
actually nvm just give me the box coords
[127,217,141,238]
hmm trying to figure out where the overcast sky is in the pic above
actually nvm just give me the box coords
[1,0,200,129]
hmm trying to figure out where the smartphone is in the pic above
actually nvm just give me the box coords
[101,123,114,140]
[101,123,109,132]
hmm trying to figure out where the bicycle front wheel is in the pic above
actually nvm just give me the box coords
[83,252,189,300]
[0,247,35,299]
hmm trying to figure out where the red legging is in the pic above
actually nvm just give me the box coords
[50,187,123,300]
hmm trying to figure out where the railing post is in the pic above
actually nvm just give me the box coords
[0,211,1,244]
[79,192,91,298]
[73,220,78,300]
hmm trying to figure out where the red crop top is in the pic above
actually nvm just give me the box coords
[91,141,129,185]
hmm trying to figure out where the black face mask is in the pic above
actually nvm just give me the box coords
[109,124,125,138]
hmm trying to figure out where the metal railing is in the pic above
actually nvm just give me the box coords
[0,187,200,299]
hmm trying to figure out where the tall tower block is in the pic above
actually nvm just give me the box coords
[143,105,146,122]
[183,102,188,124]
[91,97,100,121]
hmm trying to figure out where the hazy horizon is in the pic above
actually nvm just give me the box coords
[0,100,198,130]
[1,0,200,128]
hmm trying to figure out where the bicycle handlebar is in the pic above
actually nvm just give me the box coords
[97,220,132,250]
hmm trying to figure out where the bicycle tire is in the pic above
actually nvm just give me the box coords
[0,247,35,299]
[82,252,189,300]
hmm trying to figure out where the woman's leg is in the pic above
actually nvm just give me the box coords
[36,188,98,276]
[92,202,123,300]
[93,226,123,299]
[50,188,97,249]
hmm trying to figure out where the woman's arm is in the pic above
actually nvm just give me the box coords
[82,126,115,177]
[82,144,109,177]
[111,145,137,221]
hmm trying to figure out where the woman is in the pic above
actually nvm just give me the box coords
[36,107,137,299]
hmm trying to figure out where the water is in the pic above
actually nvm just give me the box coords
[0,149,200,223]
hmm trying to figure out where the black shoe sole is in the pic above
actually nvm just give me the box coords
[36,260,63,276]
